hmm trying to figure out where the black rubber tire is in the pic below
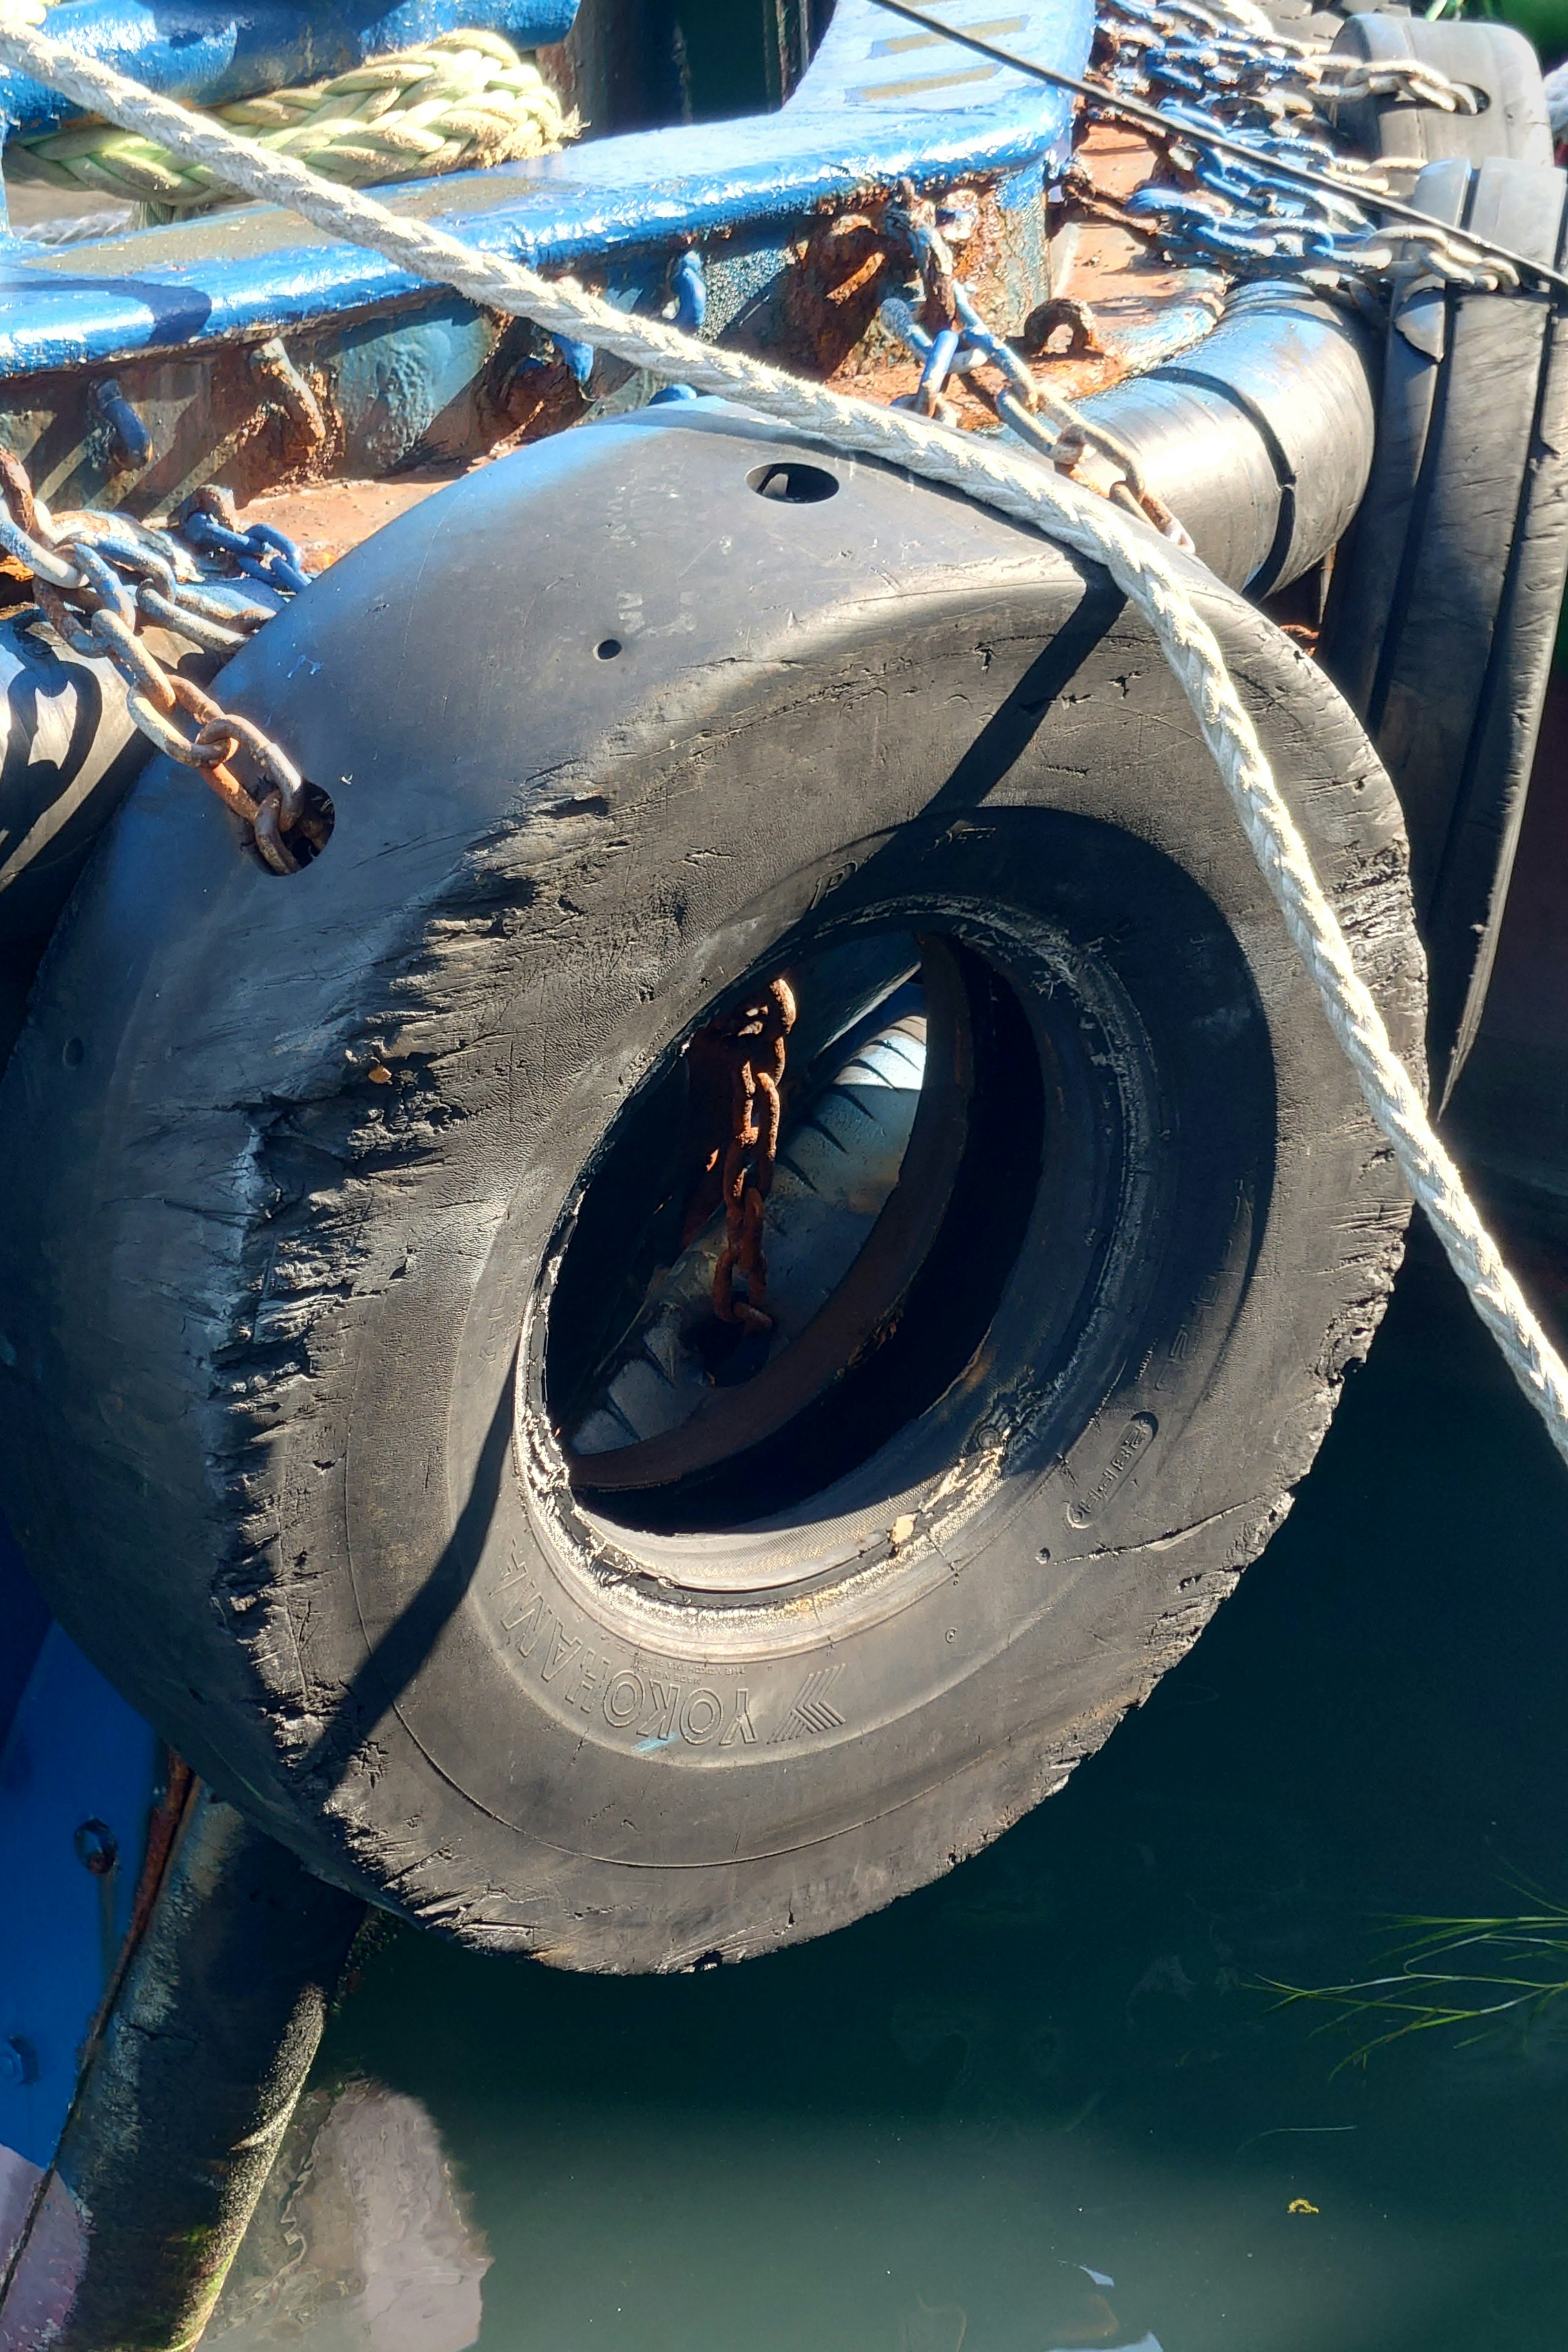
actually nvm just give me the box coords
[0,408,1425,1971]
[1320,148,1568,1099]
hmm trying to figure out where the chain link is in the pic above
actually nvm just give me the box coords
[682,979,798,1339]
[872,0,1511,555]
[172,486,314,594]
[878,185,1195,546]
[1091,0,1512,292]
[0,454,317,873]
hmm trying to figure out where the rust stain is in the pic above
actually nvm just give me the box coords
[123,1752,197,1957]
[232,471,461,569]
[826,125,1200,412]
[787,212,892,376]
[499,354,590,445]
[1038,122,1209,400]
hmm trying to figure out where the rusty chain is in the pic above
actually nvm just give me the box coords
[0,452,322,874]
[1089,0,1512,290]
[683,978,798,1338]
[880,185,1194,547]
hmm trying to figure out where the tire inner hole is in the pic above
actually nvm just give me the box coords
[544,927,1045,1536]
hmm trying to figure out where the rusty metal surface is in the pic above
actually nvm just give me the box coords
[825,124,1214,418]
[1042,122,1211,397]
[0,291,528,520]
[0,0,1088,510]
[0,159,1056,517]
[0,0,1085,387]
[231,471,458,569]
[827,169,1053,406]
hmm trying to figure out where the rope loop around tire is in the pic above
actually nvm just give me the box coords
[0,1,1564,1470]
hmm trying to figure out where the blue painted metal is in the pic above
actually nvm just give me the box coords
[552,330,596,385]
[671,246,706,333]
[0,0,1094,378]
[633,246,706,401]
[179,503,310,590]
[0,1623,160,2171]
[90,372,150,464]
[0,1523,47,1759]
[0,0,580,141]
[328,289,505,473]
[918,323,961,403]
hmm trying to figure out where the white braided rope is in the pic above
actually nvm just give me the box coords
[4,7,1567,1468]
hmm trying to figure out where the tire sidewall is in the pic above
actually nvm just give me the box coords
[0,423,1422,1959]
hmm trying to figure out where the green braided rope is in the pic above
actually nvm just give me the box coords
[6,27,578,210]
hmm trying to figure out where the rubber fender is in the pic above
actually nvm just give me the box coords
[0,404,1426,1971]
[0,592,274,962]
[0,621,152,960]
[0,1791,363,2352]
[1319,153,1568,1100]
[1082,280,1381,593]
[1328,13,1553,169]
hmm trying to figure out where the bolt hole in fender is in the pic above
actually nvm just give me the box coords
[0,407,1424,1969]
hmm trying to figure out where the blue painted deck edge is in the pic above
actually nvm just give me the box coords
[0,0,1094,377]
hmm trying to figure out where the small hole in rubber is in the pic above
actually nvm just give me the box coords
[61,1036,83,1069]
[259,782,336,876]
[596,638,623,660]
[746,461,840,505]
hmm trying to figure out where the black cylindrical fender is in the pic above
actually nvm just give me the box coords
[0,1791,363,2352]
[1084,281,1381,593]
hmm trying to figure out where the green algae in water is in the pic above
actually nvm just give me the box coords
[1270,1894,1568,2067]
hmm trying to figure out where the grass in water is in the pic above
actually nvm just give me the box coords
[1266,1889,1568,2069]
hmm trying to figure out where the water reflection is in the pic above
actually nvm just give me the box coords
[208,2082,488,2351]
[235,1254,1568,2350]
[900,2266,1161,2350]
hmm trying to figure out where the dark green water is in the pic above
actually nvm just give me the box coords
[212,1248,1568,2351]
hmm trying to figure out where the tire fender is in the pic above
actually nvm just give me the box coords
[0,406,1426,1969]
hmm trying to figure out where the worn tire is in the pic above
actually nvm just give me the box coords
[1321,145,1568,1099]
[0,408,1425,1970]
